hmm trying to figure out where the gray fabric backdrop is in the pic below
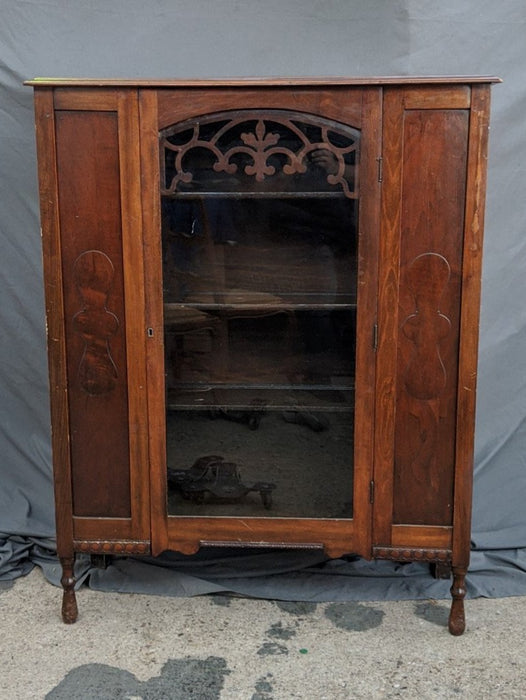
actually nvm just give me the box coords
[1,0,525,600]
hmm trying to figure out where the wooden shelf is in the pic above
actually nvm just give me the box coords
[164,300,356,314]
[166,384,354,412]
[163,190,354,200]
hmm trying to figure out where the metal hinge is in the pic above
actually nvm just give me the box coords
[370,480,375,504]
[377,156,383,183]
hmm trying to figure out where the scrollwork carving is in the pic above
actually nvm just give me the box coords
[72,250,119,396]
[160,110,359,198]
[401,253,451,400]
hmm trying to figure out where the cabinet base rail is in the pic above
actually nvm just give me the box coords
[60,545,466,634]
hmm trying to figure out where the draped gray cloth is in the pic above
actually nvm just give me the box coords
[1,0,525,600]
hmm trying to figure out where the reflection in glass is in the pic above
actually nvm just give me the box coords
[160,110,359,518]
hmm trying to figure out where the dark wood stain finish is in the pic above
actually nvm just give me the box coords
[55,109,131,517]
[394,105,469,526]
[28,77,498,634]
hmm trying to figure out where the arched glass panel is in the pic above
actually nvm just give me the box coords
[160,110,359,518]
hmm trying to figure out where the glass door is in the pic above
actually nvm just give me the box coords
[159,109,360,520]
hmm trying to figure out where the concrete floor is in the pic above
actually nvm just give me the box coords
[2,567,526,699]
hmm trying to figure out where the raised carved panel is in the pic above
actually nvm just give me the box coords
[401,253,451,400]
[394,252,455,526]
[72,250,119,395]
[160,109,359,198]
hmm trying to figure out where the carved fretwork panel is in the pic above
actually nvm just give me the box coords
[55,110,131,518]
[160,109,359,198]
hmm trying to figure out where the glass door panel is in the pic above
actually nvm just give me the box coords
[160,110,359,518]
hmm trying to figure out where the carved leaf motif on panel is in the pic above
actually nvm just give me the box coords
[401,252,451,401]
[72,250,119,395]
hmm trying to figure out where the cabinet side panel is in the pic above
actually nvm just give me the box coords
[452,84,492,566]
[55,110,131,517]
[393,109,469,525]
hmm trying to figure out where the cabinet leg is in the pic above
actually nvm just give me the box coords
[90,553,111,569]
[430,561,452,580]
[448,567,467,636]
[60,556,78,624]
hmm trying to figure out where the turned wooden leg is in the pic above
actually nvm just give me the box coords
[60,556,78,624]
[448,567,467,635]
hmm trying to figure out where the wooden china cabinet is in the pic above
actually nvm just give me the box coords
[27,76,498,634]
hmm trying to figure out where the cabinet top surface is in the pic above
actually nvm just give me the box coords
[25,75,501,88]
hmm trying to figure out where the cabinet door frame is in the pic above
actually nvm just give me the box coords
[141,85,382,558]
[36,87,151,555]
[372,84,491,567]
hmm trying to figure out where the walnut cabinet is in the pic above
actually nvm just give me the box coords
[27,76,498,633]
